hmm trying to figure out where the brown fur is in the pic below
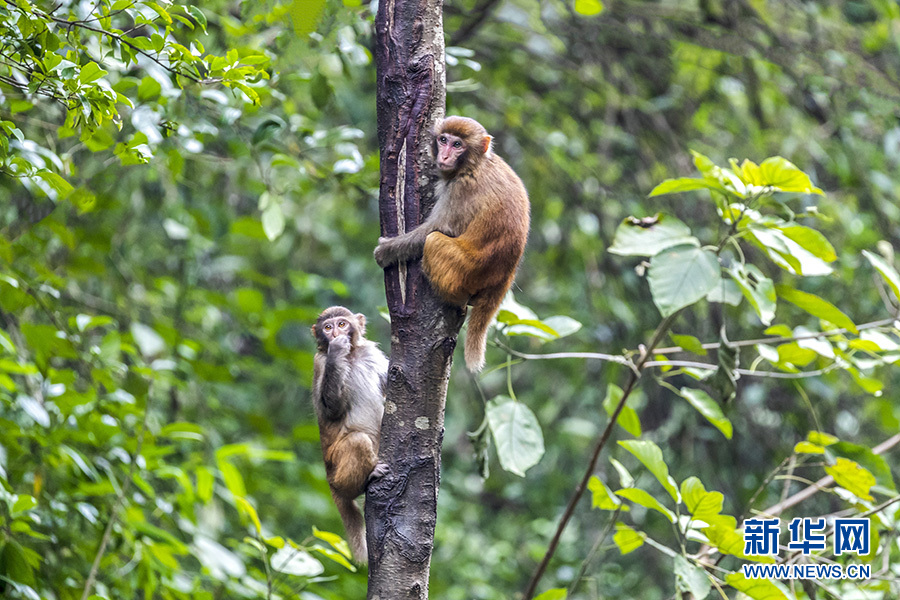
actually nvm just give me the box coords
[374,116,530,371]
[311,307,388,562]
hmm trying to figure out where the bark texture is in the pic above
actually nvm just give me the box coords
[367,1,461,599]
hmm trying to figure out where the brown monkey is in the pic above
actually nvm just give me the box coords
[374,116,530,372]
[311,306,388,563]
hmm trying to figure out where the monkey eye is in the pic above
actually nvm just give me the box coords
[338,320,347,328]
[324,324,332,331]
[439,135,447,144]
[452,140,462,148]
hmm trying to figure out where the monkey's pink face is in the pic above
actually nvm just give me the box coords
[322,317,351,340]
[436,133,466,172]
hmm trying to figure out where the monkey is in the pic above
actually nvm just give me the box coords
[374,116,530,372]
[311,306,389,563]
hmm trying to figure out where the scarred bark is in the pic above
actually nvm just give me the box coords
[367,1,462,598]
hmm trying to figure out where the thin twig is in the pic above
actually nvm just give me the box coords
[653,317,897,355]
[522,311,681,599]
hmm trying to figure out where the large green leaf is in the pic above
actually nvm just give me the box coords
[758,156,824,194]
[609,213,699,257]
[648,178,718,197]
[779,225,836,262]
[613,524,644,555]
[775,285,858,333]
[748,227,832,276]
[618,440,679,502]
[678,387,733,439]
[648,245,721,317]
[487,396,545,477]
[680,477,724,521]
[824,458,875,501]
[615,488,675,522]
[588,476,625,510]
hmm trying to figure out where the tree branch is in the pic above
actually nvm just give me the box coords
[522,310,682,599]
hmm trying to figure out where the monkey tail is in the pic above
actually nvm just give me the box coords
[464,286,507,372]
[333,493,367,563]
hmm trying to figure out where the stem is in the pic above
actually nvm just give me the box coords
[522,312,681,598]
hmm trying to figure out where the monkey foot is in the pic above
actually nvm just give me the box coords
[368,462,389,484]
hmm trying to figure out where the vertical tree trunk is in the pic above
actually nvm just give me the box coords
[367,1,461,599]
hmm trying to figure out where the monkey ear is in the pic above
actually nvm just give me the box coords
[482,135,493,156]
[355,313,367,334]
[310,324,318,339]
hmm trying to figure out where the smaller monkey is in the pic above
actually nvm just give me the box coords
[311,306,388,563]
[374,116,530,371]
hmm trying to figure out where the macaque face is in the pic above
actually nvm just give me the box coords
[436,132,467,172]
[313,308,365,351]
[321,316,352,341]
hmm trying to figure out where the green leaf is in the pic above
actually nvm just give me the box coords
[262,203,285,240]
[674,555,711,600]
[290,0,328,36]
[678,387,733,439]
[613,524,644,555]
[219,461,246,498]
[618,440,679,502]
[11,494,37,515]
[824,457,876,501]
[775,285,857,333]
[78,61,107,83]
[727,264,775,325]
[270,547,324,576]
[616,488,675,521]
[187,5,208,31]
[862,249,900,304]
[648,245,721,317]
[680,477,724,521]
[794,441,825,454]
[602,383,641,437]
[35,171,74,200]
[573,0,603,16]
[1,541,35,585]
[758,156,824,195]
[748,227,832,276]
[779,225,836,262]
[235,497,262,533]
[808,431,839,446]
[588,476,625,510]
[487,396,545,477]
[609,213,699,257]
[310,70,334,109]
[776,342,816,367]
[670,333,706,355]
[534,589,568,600]
[648,177,717,197]
[196,466,214,503]
[541,315,582,338]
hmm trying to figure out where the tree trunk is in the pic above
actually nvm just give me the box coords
[367,1,461,599]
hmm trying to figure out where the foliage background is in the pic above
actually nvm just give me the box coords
[0,0,898,599]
